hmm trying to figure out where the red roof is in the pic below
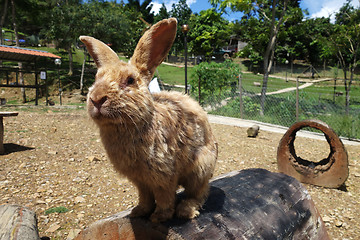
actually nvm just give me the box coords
[0,45,61,62]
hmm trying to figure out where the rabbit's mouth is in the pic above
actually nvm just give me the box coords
[87,97,119,123]
[88,101,133,125]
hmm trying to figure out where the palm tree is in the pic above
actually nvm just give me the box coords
[126,0,154,24]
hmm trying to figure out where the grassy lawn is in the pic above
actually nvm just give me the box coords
[156,64,195,86]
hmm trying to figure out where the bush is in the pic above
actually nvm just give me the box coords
[190,60,241,106]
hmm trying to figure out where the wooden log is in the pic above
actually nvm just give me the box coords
[247,125,260,137]
[0,204,40,240]
[75,168,329,240]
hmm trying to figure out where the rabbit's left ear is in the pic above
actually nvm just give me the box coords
[130,18,177,82]
[79,36,121,69]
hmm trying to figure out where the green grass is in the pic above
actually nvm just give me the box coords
[44,206,69,215]
[156,64,195,86]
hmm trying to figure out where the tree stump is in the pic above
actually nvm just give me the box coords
[0,204,40,240]
[75,168,329,240]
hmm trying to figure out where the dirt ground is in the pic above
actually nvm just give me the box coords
[0,103,359,239]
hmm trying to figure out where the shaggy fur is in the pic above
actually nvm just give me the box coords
[80,18,218,223]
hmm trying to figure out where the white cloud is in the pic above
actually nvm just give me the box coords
[151,1,175,14]
[309,0,360,22]
[187,0,197,5]
[151,0,197,14]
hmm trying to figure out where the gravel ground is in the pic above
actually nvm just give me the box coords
[0,106,359,239]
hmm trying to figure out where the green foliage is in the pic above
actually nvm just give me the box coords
[211,83,360,139]
[45,206,69,215]
[169,0,192,54]
[126,0,154,24]
[154,3,170,23]
[190,60,241,105]
[188,9,231,59]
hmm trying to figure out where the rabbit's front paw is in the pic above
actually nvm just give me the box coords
[176,199,201,219]
[150,208,174,223]
[130,204,154,218]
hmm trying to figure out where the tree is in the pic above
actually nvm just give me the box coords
[41,0,82,75]
[10,0,26,103]
[330,0,360,114]
[154,3,169,23]
[211,0,301,115]
[170,0,192,55]
[78,1,136,53]
[188,9,231,60]
[297,17,333,67]
[0,0,9,45]
[126,0,154,24]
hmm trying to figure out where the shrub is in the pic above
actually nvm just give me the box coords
[190,60,241,106]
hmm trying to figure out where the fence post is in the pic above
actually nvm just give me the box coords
[198,76,201,104]
[296,77,299,122]
[35,71,38,106]
[239,74,243,119]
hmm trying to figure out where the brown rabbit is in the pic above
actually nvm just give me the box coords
[80,18,217,223]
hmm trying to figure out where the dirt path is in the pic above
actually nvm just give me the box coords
[256,82,314,95]
[0,108,359,240]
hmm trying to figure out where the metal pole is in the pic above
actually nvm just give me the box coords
[35,69,38,106]
[184,32,188,94]
[58,66,62,105]
[239,74,243,119]
[296,77,299,122]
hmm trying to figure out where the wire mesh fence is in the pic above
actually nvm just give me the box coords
[189,71,360,140]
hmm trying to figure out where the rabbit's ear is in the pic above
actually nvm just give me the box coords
[79,36,121,68]
[130,18,177,81]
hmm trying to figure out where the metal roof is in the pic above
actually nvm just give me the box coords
[0,45,61,62]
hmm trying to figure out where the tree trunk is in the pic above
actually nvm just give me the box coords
[259,0,288,116]
[11,0,26,103]
[80,51,86,94]
[0,0,9,46]
[68,46,73,76]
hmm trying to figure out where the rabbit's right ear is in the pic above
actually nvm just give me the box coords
[130,18,177,82]
[79,36,121,69]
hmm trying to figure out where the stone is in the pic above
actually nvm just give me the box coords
[67,229,81,240]
[36,200,47,205]
[19,162,26,168]
[335,220,343,227]
[75,196,85,203]
[45,224,61,233]
[322,216,331,222]
[48,151,58,155]
[87,156,101,162]
[37,187,46,193]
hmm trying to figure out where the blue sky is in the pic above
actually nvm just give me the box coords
[147,0,360,22]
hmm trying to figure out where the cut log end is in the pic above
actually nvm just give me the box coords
[247,125,260,137]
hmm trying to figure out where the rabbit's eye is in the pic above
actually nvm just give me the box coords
[127,77,135,85]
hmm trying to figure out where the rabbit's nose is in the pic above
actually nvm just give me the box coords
[91,96,107,110]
